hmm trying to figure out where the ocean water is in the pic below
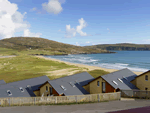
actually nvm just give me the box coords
[44,51,150,72]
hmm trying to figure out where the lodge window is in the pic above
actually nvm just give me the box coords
[97,81,99,87]
[50,87,53,95]
[46,86,48,92]
[145,75,148,81]
[145,87,148,91]
[102,82,106,93]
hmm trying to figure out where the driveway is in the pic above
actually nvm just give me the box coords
[0,100,150,113]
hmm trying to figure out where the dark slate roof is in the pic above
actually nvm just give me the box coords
[48,72,95,96]
[101,68,138,90]
[0,80,6,85]
[0,75,50,98]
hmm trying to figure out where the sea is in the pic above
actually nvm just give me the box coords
[44,51,150,72]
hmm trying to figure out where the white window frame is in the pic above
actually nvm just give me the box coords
[123,76,128,80]
[75,80,80,84]
[118,78,123,83]
[7,90,12,96]
[19,87,24,92]
[69,82,75,87]
[112,81,118,85]
[60,85,66,90]
[97,81,100,87]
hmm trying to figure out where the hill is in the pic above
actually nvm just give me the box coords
[0,37,114,55]
[85,43,150,51]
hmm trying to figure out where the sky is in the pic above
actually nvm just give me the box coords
[0,0,150,46]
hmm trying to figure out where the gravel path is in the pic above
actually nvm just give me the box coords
[0,100,150,113]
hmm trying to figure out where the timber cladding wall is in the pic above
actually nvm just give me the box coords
[134,72,150,91]
[105,81,115,93]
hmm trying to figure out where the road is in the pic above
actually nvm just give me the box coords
[0,100,150,113]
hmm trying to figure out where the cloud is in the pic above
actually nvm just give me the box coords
[65,18,88,38]
[76,42,80,46]
[0,0,42,39]
[0,0,30,39]
[42,0,63,14]
[58,29,61,32]
[23,29,42,37]
[30,7,37,11]
[65,25,76,38]
[86,41,90,44]
[76,18,87,36]
[107,28,110,33]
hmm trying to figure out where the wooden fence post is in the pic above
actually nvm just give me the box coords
[98,94,99,102]
[34,97,36,105]
[9,98,10,106]
[75,96,77,103]
[55,97,57,104]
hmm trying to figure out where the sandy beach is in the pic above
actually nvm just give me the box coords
[35,55,143,75]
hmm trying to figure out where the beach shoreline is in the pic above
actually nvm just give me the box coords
[35,55,143,75]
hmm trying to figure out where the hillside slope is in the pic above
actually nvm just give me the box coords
[0,37,114,55]
[85,43,150,51]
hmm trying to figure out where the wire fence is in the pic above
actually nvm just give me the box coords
[0,92,121,107]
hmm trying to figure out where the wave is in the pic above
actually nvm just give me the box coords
[45,55,148,72]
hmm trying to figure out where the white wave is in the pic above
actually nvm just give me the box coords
[115,63,129,66]
[97,63,148,72]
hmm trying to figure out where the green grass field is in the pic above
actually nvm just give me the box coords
[0,47,109,83]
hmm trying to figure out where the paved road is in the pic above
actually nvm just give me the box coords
[0,100,150,113]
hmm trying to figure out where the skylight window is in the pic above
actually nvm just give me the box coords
[75,80,80,84]
[19,87,24,92]
[60,85,66,90]
[123,76,128,80]
[27,85,32,90]
[7,90,12,96]
[118,78,123,83]
[69,82,75,87]
[112,81,118,85]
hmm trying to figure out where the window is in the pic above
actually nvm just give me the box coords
[97,81,99,86]
[19,87,24,92]
[60,85,66,90]
[102,82,106,93]
[27,85,32,90]
[145,88,148,91]
[46,86,48,92]
[50,87,53,95]
[112,81,118,85]
[69,82,75,87]
[75,80,80,84]
[145,75,148,81]
[7,90,12,96]
[123,76,128,81]
[118,78,123,83]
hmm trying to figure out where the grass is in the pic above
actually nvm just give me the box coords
[0,47,110,83]
[0,55,77,83]
[88,69,110,78]
[1,100,109,107]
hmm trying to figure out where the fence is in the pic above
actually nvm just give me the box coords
[0,92,120,107]
[121,90,150,98]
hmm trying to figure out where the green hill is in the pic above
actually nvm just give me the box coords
[85,43,150,51]
[0,37,113,55]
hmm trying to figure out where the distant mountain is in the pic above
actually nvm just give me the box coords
[85,43,150,51]
[0,37,114,55]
